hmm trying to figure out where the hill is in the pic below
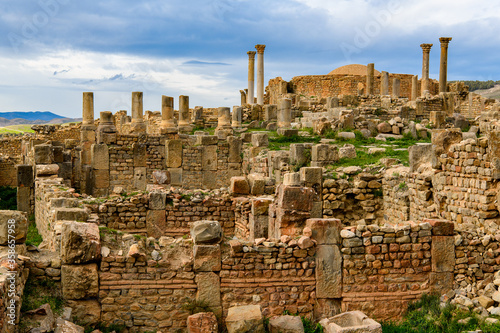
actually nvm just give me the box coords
[0,111,65,121]
[475,84,500,100]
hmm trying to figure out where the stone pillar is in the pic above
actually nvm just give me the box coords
[277,98,292,128]
[239,90,247,106]
[232,106,242,128]
[411,75,419,101]
[380,71,389,95]
[215,107,233,139]
[178,95,190,130]
[16,165,33,215]
[366,63,374,95]
[420,43,433,95]
[392,78,401,98]
[82,92,94,126]
[247,51,256,105]
[439,37,452,93]
[255,45,266,105]
[193,106,204,127]
[81,92,96,194]
[161,95,177,134]
[131,92,146,133]
[96,111,117,144]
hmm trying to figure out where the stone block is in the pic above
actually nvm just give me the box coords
[264,104,277,121]
[17,186,31,214]
[226,305,264,333]
[314,299,341,322]
[59,162,73,180]
[312,144,339,162]
[409,143,432,173]
[93,169,109,189]
[54,208,88,222]
[277,128,299,137]
[252,197,273,216]
[146,210,167,238]
[248,174,265,195]
[227,136,242,163]
[202,145,218,171]
[61,264,99,300]
[149,192,167,210]
[269,315,304,333]
[276,185,315,211]
[316,245,342,298]
[319,311,382,333]
[424,219,454,236]
[187,312,218,333]
[306,218,341,245]
[65,300,101,326]
[0,210,27,245]
[17,164,33,187]
[34,144,53,164]
[191,220,222,244]
[52,146,64,163]
[429,272,454,294]
[133,167,147,191]
[300,167,322,193]
[133,143,147,167]
[251,132,269,147]
[61,222,101,264]
[290,144,308,166]
[54,319,85,333]
[36,164,59,176]
[431,236,455,272]
[202,171,218,189]
[230,176,250,195]
[194,245,221,272]
[195,272,220,308]
[169,168,183,186]
[196,135,219,145]
[249,213,269,241]
[91,144,109,170]
[166,140,183,168]
[339,144,356,159]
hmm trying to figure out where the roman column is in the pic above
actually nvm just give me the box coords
[232,106,242,128]
[161,95,176,133]
[366,63,374,95]
[411,75,418,101]
[82,92,95,127]
[277,98,292,128]
[178,95,190,128]
[247,51,256,104]
[380,71,389,95]
[392,78,400,98]
[131,92,146,133]
[420,43,433,95]
[255,44,266,105]
[439,37,452,93]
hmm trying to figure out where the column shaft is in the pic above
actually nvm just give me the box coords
[366,63,374,95]
[255,44,266,105]
[439,37,452,93]
[247,51,256,104]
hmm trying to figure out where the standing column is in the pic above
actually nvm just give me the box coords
[247,51,256,104]
[178,95,190,129]
[366,63,374,95]
[131,92,146,133]
[411,75,419,101]
[82,92,95,127]
[439,37,452,93]
[392,78,401,98]
[277,98,292,128]
[420,43,433,95]
[380,71,389,95]
[161,95,177,134]
[255,44,266,105]
[232,106,242,128]
[239,90,247,106]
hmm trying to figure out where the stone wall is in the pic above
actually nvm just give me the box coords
[0,158,17,187]
[340,220,455,320]
[267,74,440,105]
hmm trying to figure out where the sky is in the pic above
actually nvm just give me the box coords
[0,0,499,118]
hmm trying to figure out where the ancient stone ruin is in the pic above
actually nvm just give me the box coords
[1,38,500,332]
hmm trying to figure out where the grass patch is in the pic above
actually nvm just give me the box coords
[268,134,321,151]
[21,277,63,314]
[382,293,500,333]
[26,222,43,247]
[0,186,17,210]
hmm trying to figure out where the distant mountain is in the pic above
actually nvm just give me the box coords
[0,111,65,121]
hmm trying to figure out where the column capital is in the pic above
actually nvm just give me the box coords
[247,51,256,59]
[439,37,452,47]
[420,43,433,53]
[255,44,266,54]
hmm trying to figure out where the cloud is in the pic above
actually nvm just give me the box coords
[183,60,231,66]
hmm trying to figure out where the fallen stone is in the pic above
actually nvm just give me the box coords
[187,312,218,333]
[268,315,304,332]
[191,220,222,244]
[226,305,264,333]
